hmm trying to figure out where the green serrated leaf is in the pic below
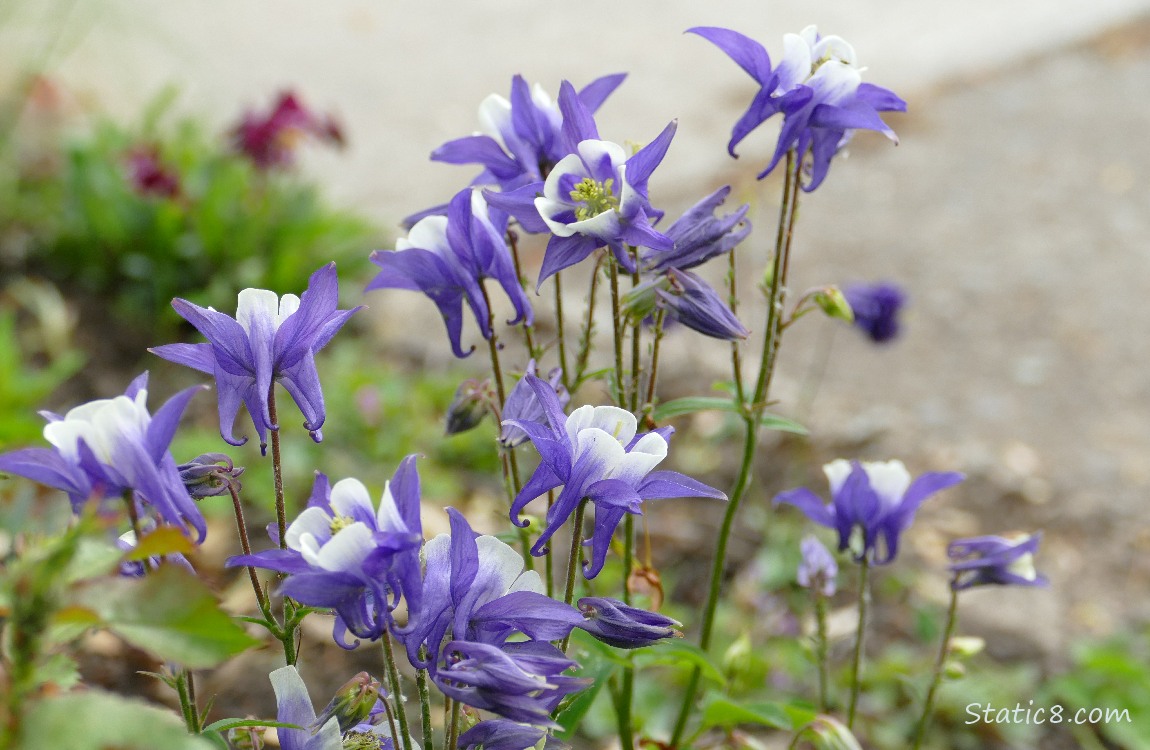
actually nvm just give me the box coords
[77,564,259,668]
[633,639,725,685]
[651,396,738,421]
[699,696,795,731]
[18,690,218,750]
[759,413,808,435]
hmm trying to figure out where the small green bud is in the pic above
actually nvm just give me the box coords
[620,277,668,325]
[803,715,865,750]
[315,672,382,734]
[814,286,854,323]
[943,659,966,680]
[445,379,491,436]
[721,632,753,679]
[947,635,985,659]
[342,732,383,750]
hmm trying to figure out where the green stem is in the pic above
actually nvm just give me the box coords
[912,587,960,749]
[642,309,667,423]
[847,557,871,730]
[815,589,831,712]
[267,386,287,550]
[608,258,625,405]
[228,484,271,620]
[559,500,589,653]
[174,669,199,733]
[506,228,540,360]
[417,663,434,750]
[669,151,802,748]
[382,631,414,750]
[554,271,570,391]
[573,255,604,387]
[445,699,461,750]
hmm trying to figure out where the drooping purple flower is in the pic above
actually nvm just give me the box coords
[367,187,531,358]
[444,378,493,436]
[797,535,838,596]
[458,719,568,750]
[177,452,244,498]
[655,268,749,341]
[947,533,1048,591]
[774,459,964,564]
[226,457,424,648]
[843,281,906,343]
[404,509,588,729]
[432,73,626,191]
[689,25,906,190]
[576,597,680,649]
[0,372,207,541]
[151,262,361,453]
[505,375,726,578]
[125,147,180,199]
[499,360,569,449]
[231,91,344,170]
[642,186,751,274]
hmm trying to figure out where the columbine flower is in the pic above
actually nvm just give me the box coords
[506,375,725,578]
[0,372,206,540]
[444,378,493,436]
[405,510,588,729]
[151,262,361,453]
[774,459,964,564]
[797,535,838,597]
[270,666,393,750]
[655,268,749,341]
[313,672,383,734]
[432,73,626,191]
[576,597,680,648]
[843,281,906,343]
[689,25,906,190]
[498,360,569,449]
[458,720,567,750]
[367,187,531,358]
[177,452,244,498]
[947,533,1048,590]
[227,458,424,647]
[641,186,751,274]
[125,147,180,199]
[231,91,343,170]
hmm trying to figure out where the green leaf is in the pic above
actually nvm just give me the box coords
[18,691,217,750]
[759,413,808,435]
[122,526,194,561]
[78,564,259,668]
[555,660,615,741]
[201,718,303,733]
[633,639,725,685]
[698,696,799,731]
[651,396,738,421]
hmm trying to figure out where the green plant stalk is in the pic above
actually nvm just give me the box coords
[642,309,668,424]
[669,151,801,747]
[573,255,604,387]
[382,630,414,750]
[417,665,435,750]
[815,588,831,711]
[267,387,301,666]
[507,228,541,360]
[608,257,626,405]
[445,699,461,750]
[911,587,960,749]
[847,557,871,730]
[554,270,571,391]
[174,669,200,733]
[227,484,272,623]
[559,499,589,654]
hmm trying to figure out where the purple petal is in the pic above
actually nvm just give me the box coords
[687,26,773,82]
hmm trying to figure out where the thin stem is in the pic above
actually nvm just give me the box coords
[642,309,667,425]
[847,557,872,730]
[628,248,643,412]
[442,698,454,750]
[381,693,402,750]
[815,589,831,712]
[545,489,556,598]
[573,255,604,387]
[267,387,287,550]
[554,271,570,391]
[608,258,625,405]
[507,228,540,360]
[617,666,636,750]
[728,242,747,408]
[559,499,589,654]
[912,587,961,750]
[174,670,198,733]
[382,631,414,750]
[417,665,434,750]
[669,151,802,748]
[445,699,461,750]
[227,484,270,618]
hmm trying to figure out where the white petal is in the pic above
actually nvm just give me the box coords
[813,34,857,68]
[286,506,334,551]
[477,93,513,144]
[823,459,853,495]
[236,288,281,336]
[375,482,408,534]
[610,432,667,483]
[329,478,375,521]
[776,33,814,91]
[572,427,628,475]
[535,196,578,237]
[860,460,911,509]
[297,532,323,567]
[575,140,627,179]
[542,154,590,202]
[277,294,300,325]
[808,61,862,106]
[568,406,636,447]
[315,522,374,573]
[567,208,621,241]
[474,535,526,599]
[403,215,451,255]
[509,568,546,595]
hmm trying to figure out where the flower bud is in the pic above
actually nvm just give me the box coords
[445,379,491,436]
[813,286,854,323]
[314,672,383,733]
[947,635,985,659]
[801,715,865,750]
[797,535,838,597]
[721,632,753,679]
[657,268,749,341]
[177,453,244,498]
[576,597,680,649]
[621,277,666,325]
[943,660,966,680]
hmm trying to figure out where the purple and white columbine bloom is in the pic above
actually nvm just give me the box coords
[227,457,423,648]
[843,281,906,344]
[506,375,726,578]
[432,73,626,192]
[947,533,1048,590]
[655,268,749,341]
[151,262,361,453]
[0,372,207,541]
[499,359,569,449]
[368,187,531,358]
[689,25,906,190]
[641,185,751,274]
[774,459,964,564]
[797,535,838,597]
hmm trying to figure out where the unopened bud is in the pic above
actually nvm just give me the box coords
[947,636,985,659]
[445,379,491,435]
[722,632,753,678]
[314,672,382,733]
[943,660,966,680]
[621,277,666,325]
[178,453,244,498]
[814,286,854,323]
[803,715,864,750]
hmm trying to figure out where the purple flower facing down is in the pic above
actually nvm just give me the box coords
[843,282,906,343]
[227,457,424,648]
[231,91,344,170]
[576,597,680,649]
[151,262,361,453]
[689,25,906,191]
[797,535,838,597]
[0,372,207,541]
[656,268,749,341]
[642,186,751,274]
[774,459,964,565]
[432,73,626,191]
[499,360,569,449]
[405,510,588,729]
[177,452,244,498]
[367,188,531,358]
[459,720,568,750]
[506,375,726,578]
[948,533,1048,591]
